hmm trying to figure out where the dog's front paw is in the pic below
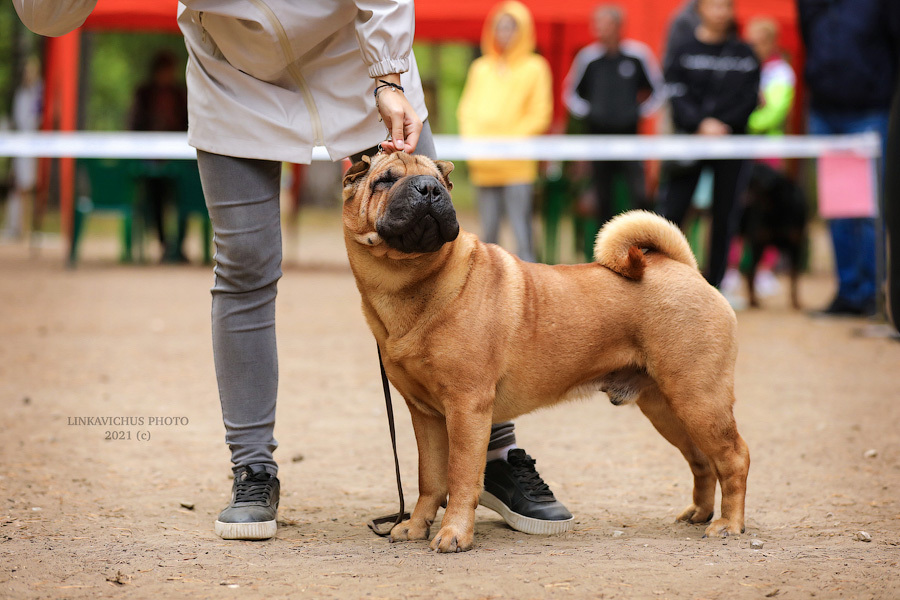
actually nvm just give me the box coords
[703,518,744,538]
[676,504,714,524]
[390,518,431,542]
[430,523,474,553]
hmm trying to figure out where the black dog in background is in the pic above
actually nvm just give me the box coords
[739,162,808,310]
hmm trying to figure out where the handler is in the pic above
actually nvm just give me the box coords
[13,0,571,540]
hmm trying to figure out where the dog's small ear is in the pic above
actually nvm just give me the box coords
[434,160,454,191]
[343,155,371,188]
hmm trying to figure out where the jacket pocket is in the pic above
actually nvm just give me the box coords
[198,8,289,82]
[196,1,355,83]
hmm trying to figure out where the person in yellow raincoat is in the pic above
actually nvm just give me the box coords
[457,0,553,263]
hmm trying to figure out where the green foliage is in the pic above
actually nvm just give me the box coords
[0,3,39,120]
[413,42,478,210]
[83,32,187,131]
[0,4,18,118]
[412,42,475,135]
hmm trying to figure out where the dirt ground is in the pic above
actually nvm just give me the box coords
[1,210,899,600]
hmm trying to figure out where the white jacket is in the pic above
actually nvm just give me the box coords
[12,0,428,163]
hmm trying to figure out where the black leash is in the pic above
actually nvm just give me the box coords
[366,344,410,536]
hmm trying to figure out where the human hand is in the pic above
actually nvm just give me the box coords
[697,118,731,136]
[375,74,423,153]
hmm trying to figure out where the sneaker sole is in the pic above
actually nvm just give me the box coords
[479,491,574,535]
[214,519,277,540]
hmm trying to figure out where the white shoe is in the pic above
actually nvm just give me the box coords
[754,270,781,297]
[720,268,742,296]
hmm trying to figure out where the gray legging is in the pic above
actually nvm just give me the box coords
[476,184,536,263]
[199,122,515,475]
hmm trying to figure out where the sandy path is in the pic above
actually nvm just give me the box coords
[1,213,899,599]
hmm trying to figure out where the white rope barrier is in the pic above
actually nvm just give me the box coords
[0,131,882,161]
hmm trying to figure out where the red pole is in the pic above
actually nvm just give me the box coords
[43,31,81,242]
[58,30,81,241]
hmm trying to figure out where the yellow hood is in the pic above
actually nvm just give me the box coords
[481,1,537,64]
[459,0,552,186]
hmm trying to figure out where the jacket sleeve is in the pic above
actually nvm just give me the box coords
[888,0,900,61]
[796,0,817,48]
[12,0,98,37]
[563,46,599,119]
[353,0,414,77]
[665,45,704,133]
[747,81,794,134]
[456,61,481,137]
[717,57,761,133]
[626,41,665,117]
[513,58,553,136]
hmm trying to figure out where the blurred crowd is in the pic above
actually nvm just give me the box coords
[2,0,898,317]
[458,0,898,317]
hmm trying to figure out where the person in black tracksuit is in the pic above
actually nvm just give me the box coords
[657,0,760,289]
[564,5,664,227]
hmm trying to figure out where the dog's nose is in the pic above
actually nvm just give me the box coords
[412,176,443,203]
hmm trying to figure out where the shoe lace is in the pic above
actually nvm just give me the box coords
[507,450,553,498]
[234,471,274,504]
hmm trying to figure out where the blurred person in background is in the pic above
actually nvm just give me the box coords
[657,0,760,289]
[563,4,664,227]
[457,0,554,263]
[2,56,41,241]
[663,0,699,70]
[799,0,899,317]
[129,50,189,263]
[720,16,797,301]
[15,0,572,542]
[745,18,794,139]
[663,0,737,72]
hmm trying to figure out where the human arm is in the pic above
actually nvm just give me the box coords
[11,0,98,36]
[513,58,554,136]
[795,0,823,49]
[352,0,421,152]
[456,60,488,138]
[665,44,705,133]
[625,40,665,117]
[888,0,900,64]
[563,45,602,119]
[747,79,795,134]
[716,54,761,134]
[374,73,422,153]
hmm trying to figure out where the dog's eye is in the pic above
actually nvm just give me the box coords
[372,172,399,191]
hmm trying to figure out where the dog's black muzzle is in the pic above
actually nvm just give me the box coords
[376,175,459,254]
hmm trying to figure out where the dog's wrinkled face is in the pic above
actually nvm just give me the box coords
[342,152,459,258]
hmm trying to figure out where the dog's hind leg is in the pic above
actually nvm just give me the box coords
[786,241,803,310]
[745,243,765,309]
[660,384,750,538]
[391,405,449,543]
[637,388,716,525]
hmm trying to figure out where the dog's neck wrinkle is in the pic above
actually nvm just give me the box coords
[349,234,478,342]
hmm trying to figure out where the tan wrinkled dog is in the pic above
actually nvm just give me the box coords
[342,152,749,553]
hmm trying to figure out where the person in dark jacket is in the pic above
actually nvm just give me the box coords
[129,50,189,262]
[798,0,899,317]
[563,4,664,227]
[656,0,760,289]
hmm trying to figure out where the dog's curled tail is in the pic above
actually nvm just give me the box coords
[593,210,698,280]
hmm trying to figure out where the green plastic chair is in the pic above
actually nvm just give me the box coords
[69,158,142,267]
[171,160,212,264]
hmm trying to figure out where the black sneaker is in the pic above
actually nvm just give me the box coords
[480,448,573,535]
[809,296,868,318]
[214,466,280,540]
